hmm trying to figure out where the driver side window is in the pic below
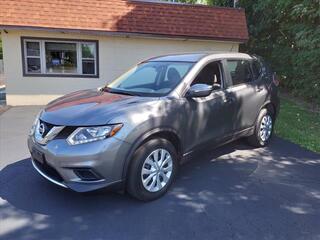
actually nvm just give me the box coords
[191,61,223,89]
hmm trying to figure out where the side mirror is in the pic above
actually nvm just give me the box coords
[186,84,213,98]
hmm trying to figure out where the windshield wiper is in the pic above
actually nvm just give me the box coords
[102,87,140,96]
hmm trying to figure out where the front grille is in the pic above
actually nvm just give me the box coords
[55,126,77,139]
[39,120,55,136]
[33,158,64,183]
[38,120,75,141]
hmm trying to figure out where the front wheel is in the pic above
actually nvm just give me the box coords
[247,108,274,147]
[126,138,178,201]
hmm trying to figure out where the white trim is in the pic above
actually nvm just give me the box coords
[40,41,46,73]
[24,40,42,74]
[80,42,97,75]
[76,42,82,74]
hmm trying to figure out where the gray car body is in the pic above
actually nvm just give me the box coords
[28,52,279,192]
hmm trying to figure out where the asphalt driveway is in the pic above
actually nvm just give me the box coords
[0,107,320,240]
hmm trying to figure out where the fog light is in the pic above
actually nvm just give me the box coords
[73,169,102,181]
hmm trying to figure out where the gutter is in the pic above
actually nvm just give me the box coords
[0,25,248,44]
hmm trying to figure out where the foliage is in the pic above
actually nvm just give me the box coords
[239,0,320,105]
[165,0,320,104]
[275,97,320,153]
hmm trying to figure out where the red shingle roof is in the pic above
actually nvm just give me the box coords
[0,0,249,42]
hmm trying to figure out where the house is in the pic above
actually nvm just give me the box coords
[0,0,248,105]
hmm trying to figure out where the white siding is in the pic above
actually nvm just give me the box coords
[1,30,239,105]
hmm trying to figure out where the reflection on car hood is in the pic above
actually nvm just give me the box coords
[40,89,157,126]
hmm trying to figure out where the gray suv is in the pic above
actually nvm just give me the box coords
[28,52,279,201]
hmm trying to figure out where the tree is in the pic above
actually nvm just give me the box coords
[166,0,320,104]
[239,0,320,104]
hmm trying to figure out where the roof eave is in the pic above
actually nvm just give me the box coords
[0,25,249,43]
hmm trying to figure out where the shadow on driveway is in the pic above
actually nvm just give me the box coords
[0,137,320,240]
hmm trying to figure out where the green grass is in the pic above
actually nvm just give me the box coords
[275,97,320,153]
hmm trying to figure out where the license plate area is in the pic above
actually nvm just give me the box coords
[31,147,45,164]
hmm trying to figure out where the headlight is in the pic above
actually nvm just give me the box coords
[67,124,123,145]
[29,110,42,136]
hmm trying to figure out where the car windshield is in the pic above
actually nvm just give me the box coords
[105,61,194,97]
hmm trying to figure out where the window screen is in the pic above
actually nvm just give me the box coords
[25,41,41,73]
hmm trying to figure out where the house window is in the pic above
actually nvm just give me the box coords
[25,41,41,73]
[22,37,98,77]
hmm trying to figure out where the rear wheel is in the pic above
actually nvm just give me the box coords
[247,108,274,147]
[126,138,178,201]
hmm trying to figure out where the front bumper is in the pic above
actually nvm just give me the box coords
[28,134,131,192]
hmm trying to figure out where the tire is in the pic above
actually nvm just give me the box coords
[126,138,178,201]
[247,108,274,147]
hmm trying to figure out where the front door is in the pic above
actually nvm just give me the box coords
[181,61,237,153]
[225,59,265,131]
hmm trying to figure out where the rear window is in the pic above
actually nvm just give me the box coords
[227,60,253,86]
[251,60,263,79]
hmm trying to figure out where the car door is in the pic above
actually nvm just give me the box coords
[224,59,266,132]
[181,61,237,153]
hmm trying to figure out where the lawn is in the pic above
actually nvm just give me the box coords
[275,97,320,153]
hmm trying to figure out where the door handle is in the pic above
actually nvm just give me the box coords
[224,96,235,104]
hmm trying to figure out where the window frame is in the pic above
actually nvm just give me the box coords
[187,60,225,92]
[24,40,42,74]
[250,59,264,81]
[21,37,99,78]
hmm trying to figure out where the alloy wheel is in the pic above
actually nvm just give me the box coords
[141,148,173,192]
[259,114,273,142]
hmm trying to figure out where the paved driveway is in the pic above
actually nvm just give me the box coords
[1,107,320,240]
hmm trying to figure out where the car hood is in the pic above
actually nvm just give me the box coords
[40,89,158,126]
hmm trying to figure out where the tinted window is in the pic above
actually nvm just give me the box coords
[251,60,262,79]
[192,62,222,88]
[227,60,253,86]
